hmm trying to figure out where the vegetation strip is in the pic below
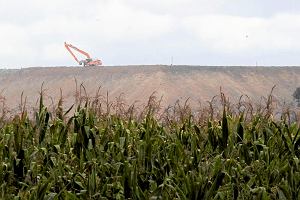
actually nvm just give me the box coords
[1,93,300,199]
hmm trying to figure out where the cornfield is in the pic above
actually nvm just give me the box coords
[1,90,300,199]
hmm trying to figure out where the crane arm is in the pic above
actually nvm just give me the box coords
[64,42,92,63]
[64,42,80,64]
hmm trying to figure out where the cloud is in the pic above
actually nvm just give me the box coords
[183,13,300,53]
[126,0,225,16]
[0,23,37,66]
[0,0,175,67]
[41,44,67,61]
[91,1,174,41]
[0,0,300,67]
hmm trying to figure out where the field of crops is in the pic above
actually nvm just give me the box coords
[1,91,300,199]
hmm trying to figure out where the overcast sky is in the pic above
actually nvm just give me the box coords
[0,0,299,68]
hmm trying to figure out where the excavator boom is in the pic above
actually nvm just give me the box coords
[64,42,102,66]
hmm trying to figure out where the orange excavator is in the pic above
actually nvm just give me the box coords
[64,42,102,66]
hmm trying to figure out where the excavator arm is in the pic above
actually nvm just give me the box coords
[64,42,80,64]
[64,42,102,66]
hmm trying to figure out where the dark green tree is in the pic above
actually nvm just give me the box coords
[293,87,300,106]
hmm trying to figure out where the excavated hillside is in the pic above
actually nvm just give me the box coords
[0,65,299,111]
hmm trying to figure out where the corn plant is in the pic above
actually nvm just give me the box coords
[0,91,300,199]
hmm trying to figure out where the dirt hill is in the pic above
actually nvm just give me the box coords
[0,65,299,111]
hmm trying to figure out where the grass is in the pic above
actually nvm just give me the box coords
[0,88,300,199]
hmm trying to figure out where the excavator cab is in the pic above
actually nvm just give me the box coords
[78,58,102,66]
[79,58,91,66]
[64,42,102,66]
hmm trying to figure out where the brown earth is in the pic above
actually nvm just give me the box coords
[0,65,299,111]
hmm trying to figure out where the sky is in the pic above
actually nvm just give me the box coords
[0,0,299,68]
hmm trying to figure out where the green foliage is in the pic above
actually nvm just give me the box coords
[1,96,300,199]
[293,87,300,101]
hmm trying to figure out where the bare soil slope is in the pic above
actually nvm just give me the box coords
[0,65,299,110]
